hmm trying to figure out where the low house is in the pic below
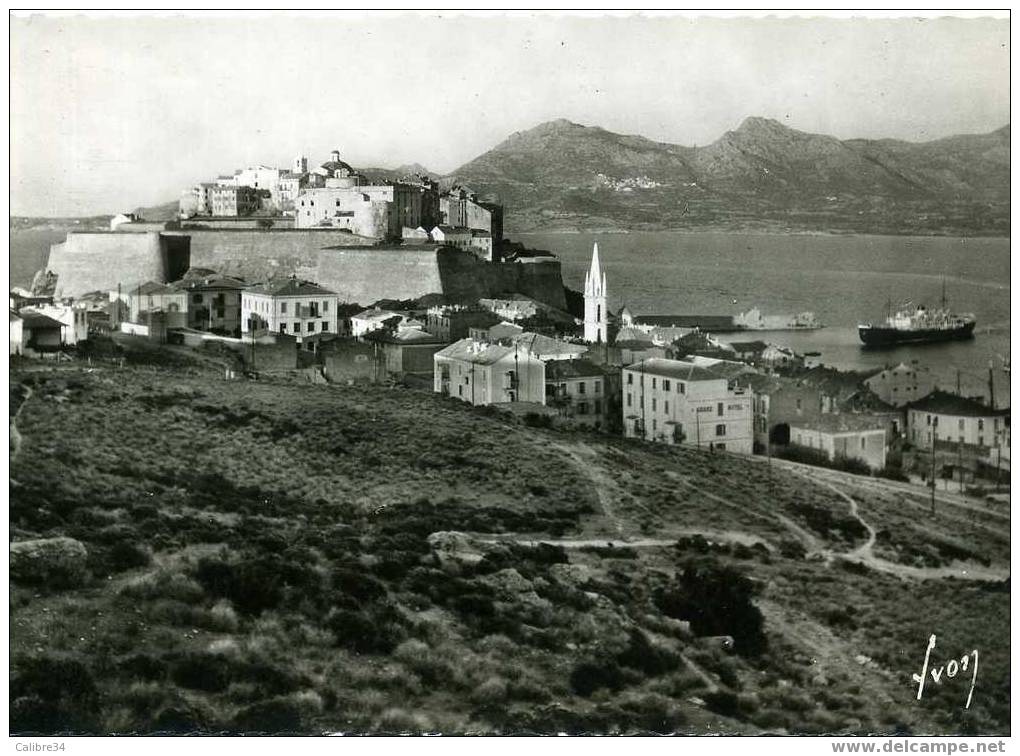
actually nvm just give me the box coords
[18,311,66,353]
[241,277,339,342]
[366,327,448,380]
[864,362,937,407]
[906,391,1010,453]
[789,415,889,471]
[728,340,768,363]
[128,281,188,329]
[19,304,84,345]
[545,358,613,428]
[323,340,384,384]
[426,306,500,342]
[10,311,23,355]
[759,343,803,371]
[509,332,588,362]
[350,308,406,338]
[434,337,546,406]
[470,321,524,342]
[430,225,473,249]
[622,358,754,454]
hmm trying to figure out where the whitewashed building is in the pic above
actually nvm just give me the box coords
[622,358,754,454]
[241,278,339,341]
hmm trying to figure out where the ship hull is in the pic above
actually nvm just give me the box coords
[858,321,976,346]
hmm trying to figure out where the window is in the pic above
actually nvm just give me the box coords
[717,402,724,417]
[796,398,802,410]
[715,424,726,437]
[577,402,588,415]
[293,322,300,332]
[664,400,669,414]
[579,382,586,395]
[927,415,932,426]
[716,443,726,451]
[192,294,203,304]
[321,321,329,332]
[652,419,657,431]
[281,302,288,314]
[216,308,225,319]
[679,383,685,394]
[663,379,671,391]
[323,301,329,312]
[959,435,964,444]
[627,373,633,385]
[651,377,657,389]
[626,393,632,407]
[979,436,984,447]
[594,380,601,394]
[652,398,657,411]
[280,323,287,333]
[958,418,965,431]
[978,419,984,431]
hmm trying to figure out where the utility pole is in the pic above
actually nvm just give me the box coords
[988,361,995,409]
[956,368,961,396]
[929,417,937,516]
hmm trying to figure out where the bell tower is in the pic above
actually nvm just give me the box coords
[584,242,608,344]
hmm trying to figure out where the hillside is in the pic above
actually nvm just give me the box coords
[9,360,1009,735]
[446,118,1010,236]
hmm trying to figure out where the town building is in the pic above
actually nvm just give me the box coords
[211,185,260,217]
[9,311,23,355]
[759,343,803,371]
[174,273,248,336]
[128,281,188,329]
[323,340,384,384]
[426,305,500,342]
[470,321,525,342]
[509,332,589,362]
[545,358,613,428]
[789,415,889,471]
[241,277,339,342]
[430,225,473,249]
[365,327,448,381]
[906,390,1010,452]
[583,242,608,344]
[18,303,85,345]
[294,183,422,238]
[15,311,66,354]
[440,185,503,243]
[622,358,754,454]
[434,337,546,406]
[479,296,542,323]
[864,362,937,407]
[351,308,407,338]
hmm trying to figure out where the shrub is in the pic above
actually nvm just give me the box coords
[195,556,283,616]
[231,696,306,733]
[569,660,629,697]
[703,690,741,718]
[11,655,100,733]
[616,629,680,677]
[170,651,235,692]
[328,604,406,654]
[655,557,767,657]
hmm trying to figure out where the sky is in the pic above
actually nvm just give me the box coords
[10,12,1011,216]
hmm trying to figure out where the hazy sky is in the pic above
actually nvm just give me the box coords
[10,12,1010,216]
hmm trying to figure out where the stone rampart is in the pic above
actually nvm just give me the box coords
[48,232,191,298]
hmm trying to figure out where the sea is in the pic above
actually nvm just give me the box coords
[10,227,1011,406]
[518,231,1011,407]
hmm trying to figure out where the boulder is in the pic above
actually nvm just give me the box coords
[10,537,89,588]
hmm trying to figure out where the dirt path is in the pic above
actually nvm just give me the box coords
[551,441,627,536]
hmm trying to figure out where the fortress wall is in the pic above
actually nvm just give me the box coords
[314,247,448,305]
[48,233,190,298]
[504,259,567,310]
[169,229,377,282]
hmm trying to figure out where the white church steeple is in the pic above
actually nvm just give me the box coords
[584,242,607,344]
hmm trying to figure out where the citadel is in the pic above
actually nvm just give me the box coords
[40,148,566,310]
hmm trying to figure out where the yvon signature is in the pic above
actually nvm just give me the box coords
[912,634,978,709]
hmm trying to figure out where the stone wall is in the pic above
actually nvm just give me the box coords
[48,232,191,298]
[168,229,377,283]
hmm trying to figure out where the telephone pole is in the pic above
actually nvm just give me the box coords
[929,417,938,516]
[988,361,995,409]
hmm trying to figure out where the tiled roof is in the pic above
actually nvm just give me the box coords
[624,358,728,382]
[174,275,248,292]
[545,358,611,380]
[354,308,403,322]
[510,332,588,359]
[436,338,517,366]
[20,312,65,329]
[907,390,1008,418]
[133,281,176,296]
[248,278,337,297]
[790,414,891,434]
[729,340,768,353]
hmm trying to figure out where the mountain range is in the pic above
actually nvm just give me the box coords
[443,117,1010,236]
